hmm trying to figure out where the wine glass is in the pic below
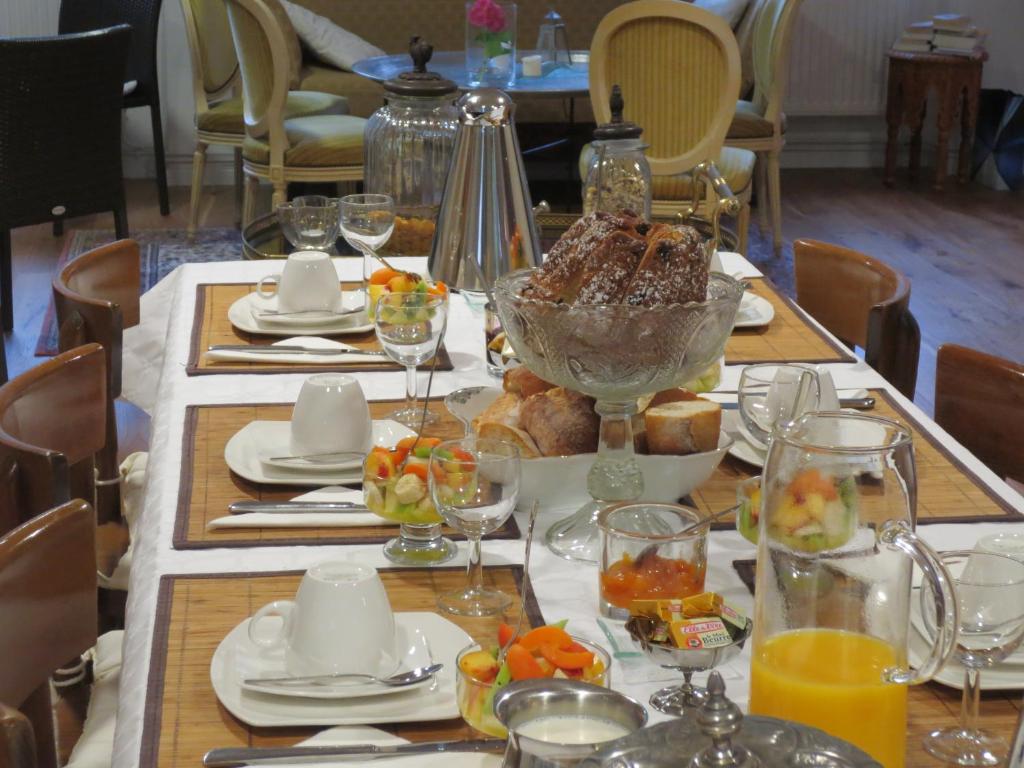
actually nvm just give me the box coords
[275,195,340,251]
[920,551,1024,766]
[339,194,395,313]
[430,437,521,616]
[737,363,820,449]
[374,292,448,428]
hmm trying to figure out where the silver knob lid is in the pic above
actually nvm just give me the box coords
[458,88,516,125]
[693,673,760,768]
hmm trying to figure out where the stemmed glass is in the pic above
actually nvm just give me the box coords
[920,551,1024,766]
[339,194,395,312]
[374,292,448,428]
[276,195,340,251]
[737,363,820,449]
[430,437,521,616]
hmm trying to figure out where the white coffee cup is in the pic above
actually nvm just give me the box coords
[290,373,371,456]
[256,250,342,313]
[248,561,398,676]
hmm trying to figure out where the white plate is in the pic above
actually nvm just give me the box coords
[237,614,435,700]
[261,433,373,472]
[229,292,373,336]
[225,420,415,486]
[274,727,500,768]
[733,294,775,329]
[445,386,732,510]
[721,409,767,468]
[210,612,470,726]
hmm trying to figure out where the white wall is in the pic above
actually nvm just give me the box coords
[4,0,1023,181]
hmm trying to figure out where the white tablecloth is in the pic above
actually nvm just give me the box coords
[111,255,1024,768]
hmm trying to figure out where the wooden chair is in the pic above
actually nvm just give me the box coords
[794,239,921,400]
[935,344,1024,485]
[0,500,97,768]
[52,240,140,527]
[0,27,130,333]
[725,0,804,252]
[224,0,367,224]
[178,0,348,234]
[587,0,755,252]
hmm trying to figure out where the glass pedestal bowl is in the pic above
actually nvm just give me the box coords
[493,269,744,562]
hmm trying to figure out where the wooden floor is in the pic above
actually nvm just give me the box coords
[6,170,1024,421]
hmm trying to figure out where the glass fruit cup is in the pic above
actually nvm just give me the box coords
[735,475,762,545]
[597,503,708,620]
[455,637,611,738]
[362,448,456,565]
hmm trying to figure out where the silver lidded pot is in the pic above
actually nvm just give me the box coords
[363,37,459,255]
[428,88,542,292]
[493,679,648,768]
[579,673,882,768]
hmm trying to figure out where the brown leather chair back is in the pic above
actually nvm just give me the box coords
[0,702,35,768]
[52,240,140,524]
[0,345,107,533]
[0,500,97,768]
[793,239,920,399]
[935,344,1024,485]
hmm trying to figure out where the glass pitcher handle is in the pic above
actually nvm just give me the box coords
[879,520,959,685]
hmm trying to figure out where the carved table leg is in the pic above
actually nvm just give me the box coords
[958,67,982,183]
[933,80,958,191]
[909,101,927,179]
[884,64,903,188]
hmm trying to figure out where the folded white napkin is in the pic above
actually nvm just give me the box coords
[205,336,382,365]
[207,487,396,530]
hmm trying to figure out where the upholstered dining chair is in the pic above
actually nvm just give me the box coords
[0,27,130,333]
[587,0,755,252]
[793,239,921,400]
[935,344,1024,485]
[224,0,367,223]
[179,0,349,234]
[52,240,140,527]
[0,500,122,768]
[59,0,170,216]
[725,0,804,252]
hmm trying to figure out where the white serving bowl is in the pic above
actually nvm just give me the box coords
[444,386,731,511]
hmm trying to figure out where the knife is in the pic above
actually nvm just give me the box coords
[228,501,370,515]
[717,397,875,411]
[207,345,385,357]
[203,739,506,767]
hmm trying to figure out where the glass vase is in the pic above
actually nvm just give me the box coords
[465,1,517,88]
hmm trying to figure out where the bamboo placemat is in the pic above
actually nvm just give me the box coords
[139,567,543,768]
[173,399,520,549]
[693,389,1022,527]
[186,282,453,376]
[725,278,856,365]
[730,559,1022,768]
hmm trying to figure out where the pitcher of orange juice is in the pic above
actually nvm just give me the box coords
[749,412,958,768]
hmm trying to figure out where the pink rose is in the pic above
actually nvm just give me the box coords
[469,0,506,33]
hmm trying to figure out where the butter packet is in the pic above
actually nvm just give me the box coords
[669,617,734,650]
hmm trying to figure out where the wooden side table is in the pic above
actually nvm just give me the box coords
[884,49,987,190]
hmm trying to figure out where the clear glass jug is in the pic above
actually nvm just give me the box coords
[749,412,958,768]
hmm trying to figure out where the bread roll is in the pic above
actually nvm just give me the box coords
[648,388,699,409]
[471,392,521,434]
[476,421,541,459]
[503,367,556,399]
[644,399,722,455]
[519,388,599,456]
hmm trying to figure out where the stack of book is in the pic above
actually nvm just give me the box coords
[891,14,986,56]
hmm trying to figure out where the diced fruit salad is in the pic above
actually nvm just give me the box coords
[367,267,447,319]
[363,437,479,525]
[767,468,858,552]
[736,476,762,544]
[457,622,607,737]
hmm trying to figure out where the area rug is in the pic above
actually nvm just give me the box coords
[36,228,243,356]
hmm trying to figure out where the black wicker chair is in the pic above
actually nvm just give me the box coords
[59,0,170,217]
[0,26,131,349]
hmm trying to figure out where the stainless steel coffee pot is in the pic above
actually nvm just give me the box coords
[428,88,542,292]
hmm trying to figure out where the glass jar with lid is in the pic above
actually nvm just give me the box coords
[581,84,652,219]
[364,38,459,256]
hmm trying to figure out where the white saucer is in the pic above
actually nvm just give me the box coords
[225,420,415,486]
[261,432,373,472]
[722,410,767,468]
[734,294,775,329]
[210,611,469,726]
[229,292,373,337]
[237,614,435,700]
